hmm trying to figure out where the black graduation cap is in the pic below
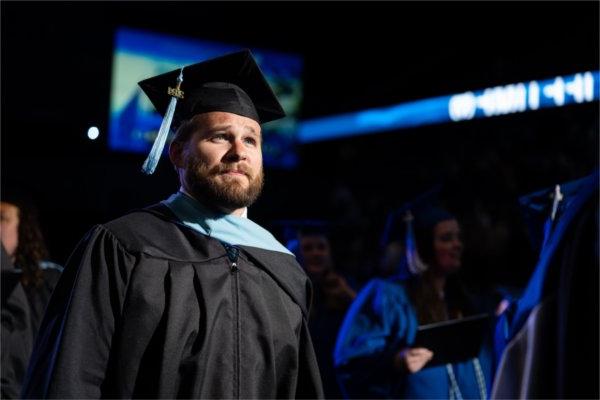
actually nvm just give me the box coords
[380,185,455,278]
[379,185,447,247]
[137,49,286,174]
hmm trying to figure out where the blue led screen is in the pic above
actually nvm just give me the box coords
[298,71,600,143]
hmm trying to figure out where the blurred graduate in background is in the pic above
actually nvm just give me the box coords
[1,188,62,398]
[334,189,498,399]
[285,220,357,399]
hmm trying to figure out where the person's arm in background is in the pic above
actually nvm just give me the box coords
[333,279,423,398]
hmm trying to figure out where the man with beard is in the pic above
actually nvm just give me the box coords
[22,50,324,399]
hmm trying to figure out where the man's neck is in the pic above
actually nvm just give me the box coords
[179,187,248,218]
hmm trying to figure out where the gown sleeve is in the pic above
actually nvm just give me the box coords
[333,278,418,398]
[21,225,135,399]
[1,277,34,399]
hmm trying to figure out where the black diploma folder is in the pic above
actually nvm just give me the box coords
[413,313,490,367]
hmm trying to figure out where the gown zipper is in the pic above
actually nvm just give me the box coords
[224,244,240,398]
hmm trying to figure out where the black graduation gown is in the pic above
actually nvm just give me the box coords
[22,204,324,399]
[2,246,61,399]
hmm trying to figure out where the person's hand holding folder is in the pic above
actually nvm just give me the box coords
[392,313,490,374]
[394,347,434,373]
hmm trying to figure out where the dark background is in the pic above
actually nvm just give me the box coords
[2,1,598,289]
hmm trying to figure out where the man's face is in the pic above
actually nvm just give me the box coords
[175,112,264,213]
[432,219,463,274]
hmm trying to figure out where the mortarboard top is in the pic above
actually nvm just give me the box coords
[379,184,451,247]
[138,49,286,129]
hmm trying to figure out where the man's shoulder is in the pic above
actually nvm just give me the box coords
[103,203,173,238]
[99,203,222,261]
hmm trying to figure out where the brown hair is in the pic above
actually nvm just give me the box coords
[171,118,198,147]
[13,202,49,288]
[406,270,473,325]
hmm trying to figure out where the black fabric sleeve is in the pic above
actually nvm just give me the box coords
[21,225,135,399]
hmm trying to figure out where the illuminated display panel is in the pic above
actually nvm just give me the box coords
[299,71,600,143]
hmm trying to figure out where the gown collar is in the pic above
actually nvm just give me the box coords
[163,191,293,256]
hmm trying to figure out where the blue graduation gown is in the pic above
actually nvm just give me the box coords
[491,170,598,398]
[334,278,493,399]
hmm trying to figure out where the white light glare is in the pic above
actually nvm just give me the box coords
[449,92,477,121]
[476,83,527,117]
[87,126,100,140]
[543,77,565,106]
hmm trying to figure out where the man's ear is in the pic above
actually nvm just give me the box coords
[169,140,185,169]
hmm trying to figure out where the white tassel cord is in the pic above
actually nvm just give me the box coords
[404,211,428,275]
[446,358,487,400]
[141,95,178,174]
[142,68,184,175]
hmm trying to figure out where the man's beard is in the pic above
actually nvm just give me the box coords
[184,156,264,212]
